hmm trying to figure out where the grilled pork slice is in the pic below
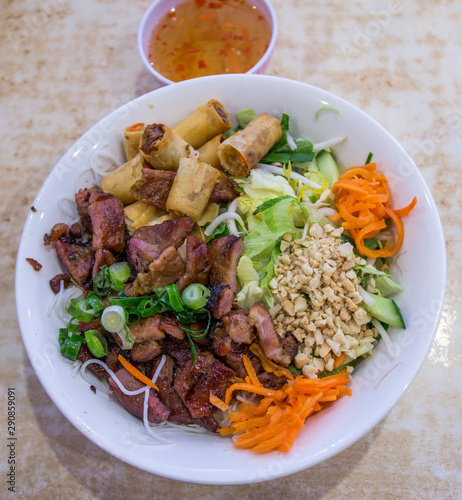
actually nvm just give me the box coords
[130,168,176,209]
[174,353,235,419]
[109,368,169,423]
[176,235,212,292]
[127,217,193,273]
[208,235,244,293]
[55,239,94,287]
[87,191,126,253]
[249,302,292,367]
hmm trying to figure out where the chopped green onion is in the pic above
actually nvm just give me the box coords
[66,319,80,334]
[137,297,163,318]
[84,330,108,358]
[63,333,84,361]
[108,296,143,308]
[315,104,340,120]
[186,334,198,371]
[86,292,104,315]
[67,298,95,323]
[109,262,131,283]
[93,265,112,299]
[165,284,184,312]
[181,284,211,310]
[126,309,141,325]
[365,152,374,164]
[101,305,126,333]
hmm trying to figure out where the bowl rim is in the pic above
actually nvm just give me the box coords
[137,0,278,86]
[15,74,447,484]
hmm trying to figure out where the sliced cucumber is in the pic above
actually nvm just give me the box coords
[362,293,405,329]
[374,275,403,297]
[316,150,340,188]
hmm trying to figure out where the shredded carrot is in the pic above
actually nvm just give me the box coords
[117,354,159,391]
[333,352,346,369]
[128,122,143,132]
[198,12,217,19]
[224,44,242,73]
[249,344,294,381]
[224,383,286,406]
[209,394,229,412]
[219,373,351,452]
[242,355,261,387]
[330,162,417,258]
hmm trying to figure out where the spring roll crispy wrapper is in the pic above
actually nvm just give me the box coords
[217,113,282,176]
[172,99,232,149]
[124,201,157,229]
[100,153,143,205]
[166,157,220,222]
[198,134,225,170]
[123,123,144,161]
[139,123,197,171]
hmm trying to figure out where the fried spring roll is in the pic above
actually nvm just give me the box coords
[139,123,197,171]
[166,157,220,222]
[172,99,232,149]
[197,134,226,170]
[100,153,143,205]
[123,123,144,161]
[124,201,157,229]
[217,113,282,176]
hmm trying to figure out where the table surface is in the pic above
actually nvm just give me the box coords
[1,0,461,498]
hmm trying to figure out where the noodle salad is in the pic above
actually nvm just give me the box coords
[43,99,416,453]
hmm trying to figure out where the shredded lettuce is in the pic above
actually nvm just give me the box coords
[236,281,274,308]
[236,108,256,129]
[261,114,315,164]
[244,196,308,266]
[237,169,296,215]
[236,256,260,288]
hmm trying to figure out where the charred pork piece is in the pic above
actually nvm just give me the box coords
[49,273,72,294]
[174,353,235,418]
[151,355,220,431]
[207,283,234,320]
[131,339,162,362]
[43,223,70,245]
[159,315,185,340]
[69,222,82,239]
[127,217,193,273]
[129,315,166,343]
[87,191,126,253]
[55,240,94,287]
[104,344,123,373]
[257,372,288,390]
[92,249,117,277]
[162,336,193,369]
[176,235,212,292]
[249,302,291,367]
[281,334,298,364]
[77,344,110,379]
[209,322,231,357]
[75,187,101,234]
[130,168,176,209]
[222,309,254,344]
[127,246,185,296]
[152,355,195,425]
[109,368,169,423]
[208,235,244,293]
[209,172,240,204]
[78,317,104,334]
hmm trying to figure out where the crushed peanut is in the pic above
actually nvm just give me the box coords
[270,223,378,378]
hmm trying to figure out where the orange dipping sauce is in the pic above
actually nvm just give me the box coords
[148,0,272,83]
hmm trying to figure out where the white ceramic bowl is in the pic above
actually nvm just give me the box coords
[15,75,446,485]
[138,0,277,86]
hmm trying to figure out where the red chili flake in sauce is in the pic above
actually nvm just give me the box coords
[195,0,206,7]
[198,59,206,68]
[187,48,200,52]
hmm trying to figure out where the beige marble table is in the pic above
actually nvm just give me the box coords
[2,0,461,498]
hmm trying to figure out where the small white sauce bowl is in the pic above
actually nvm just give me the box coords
[138,0,278,86]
